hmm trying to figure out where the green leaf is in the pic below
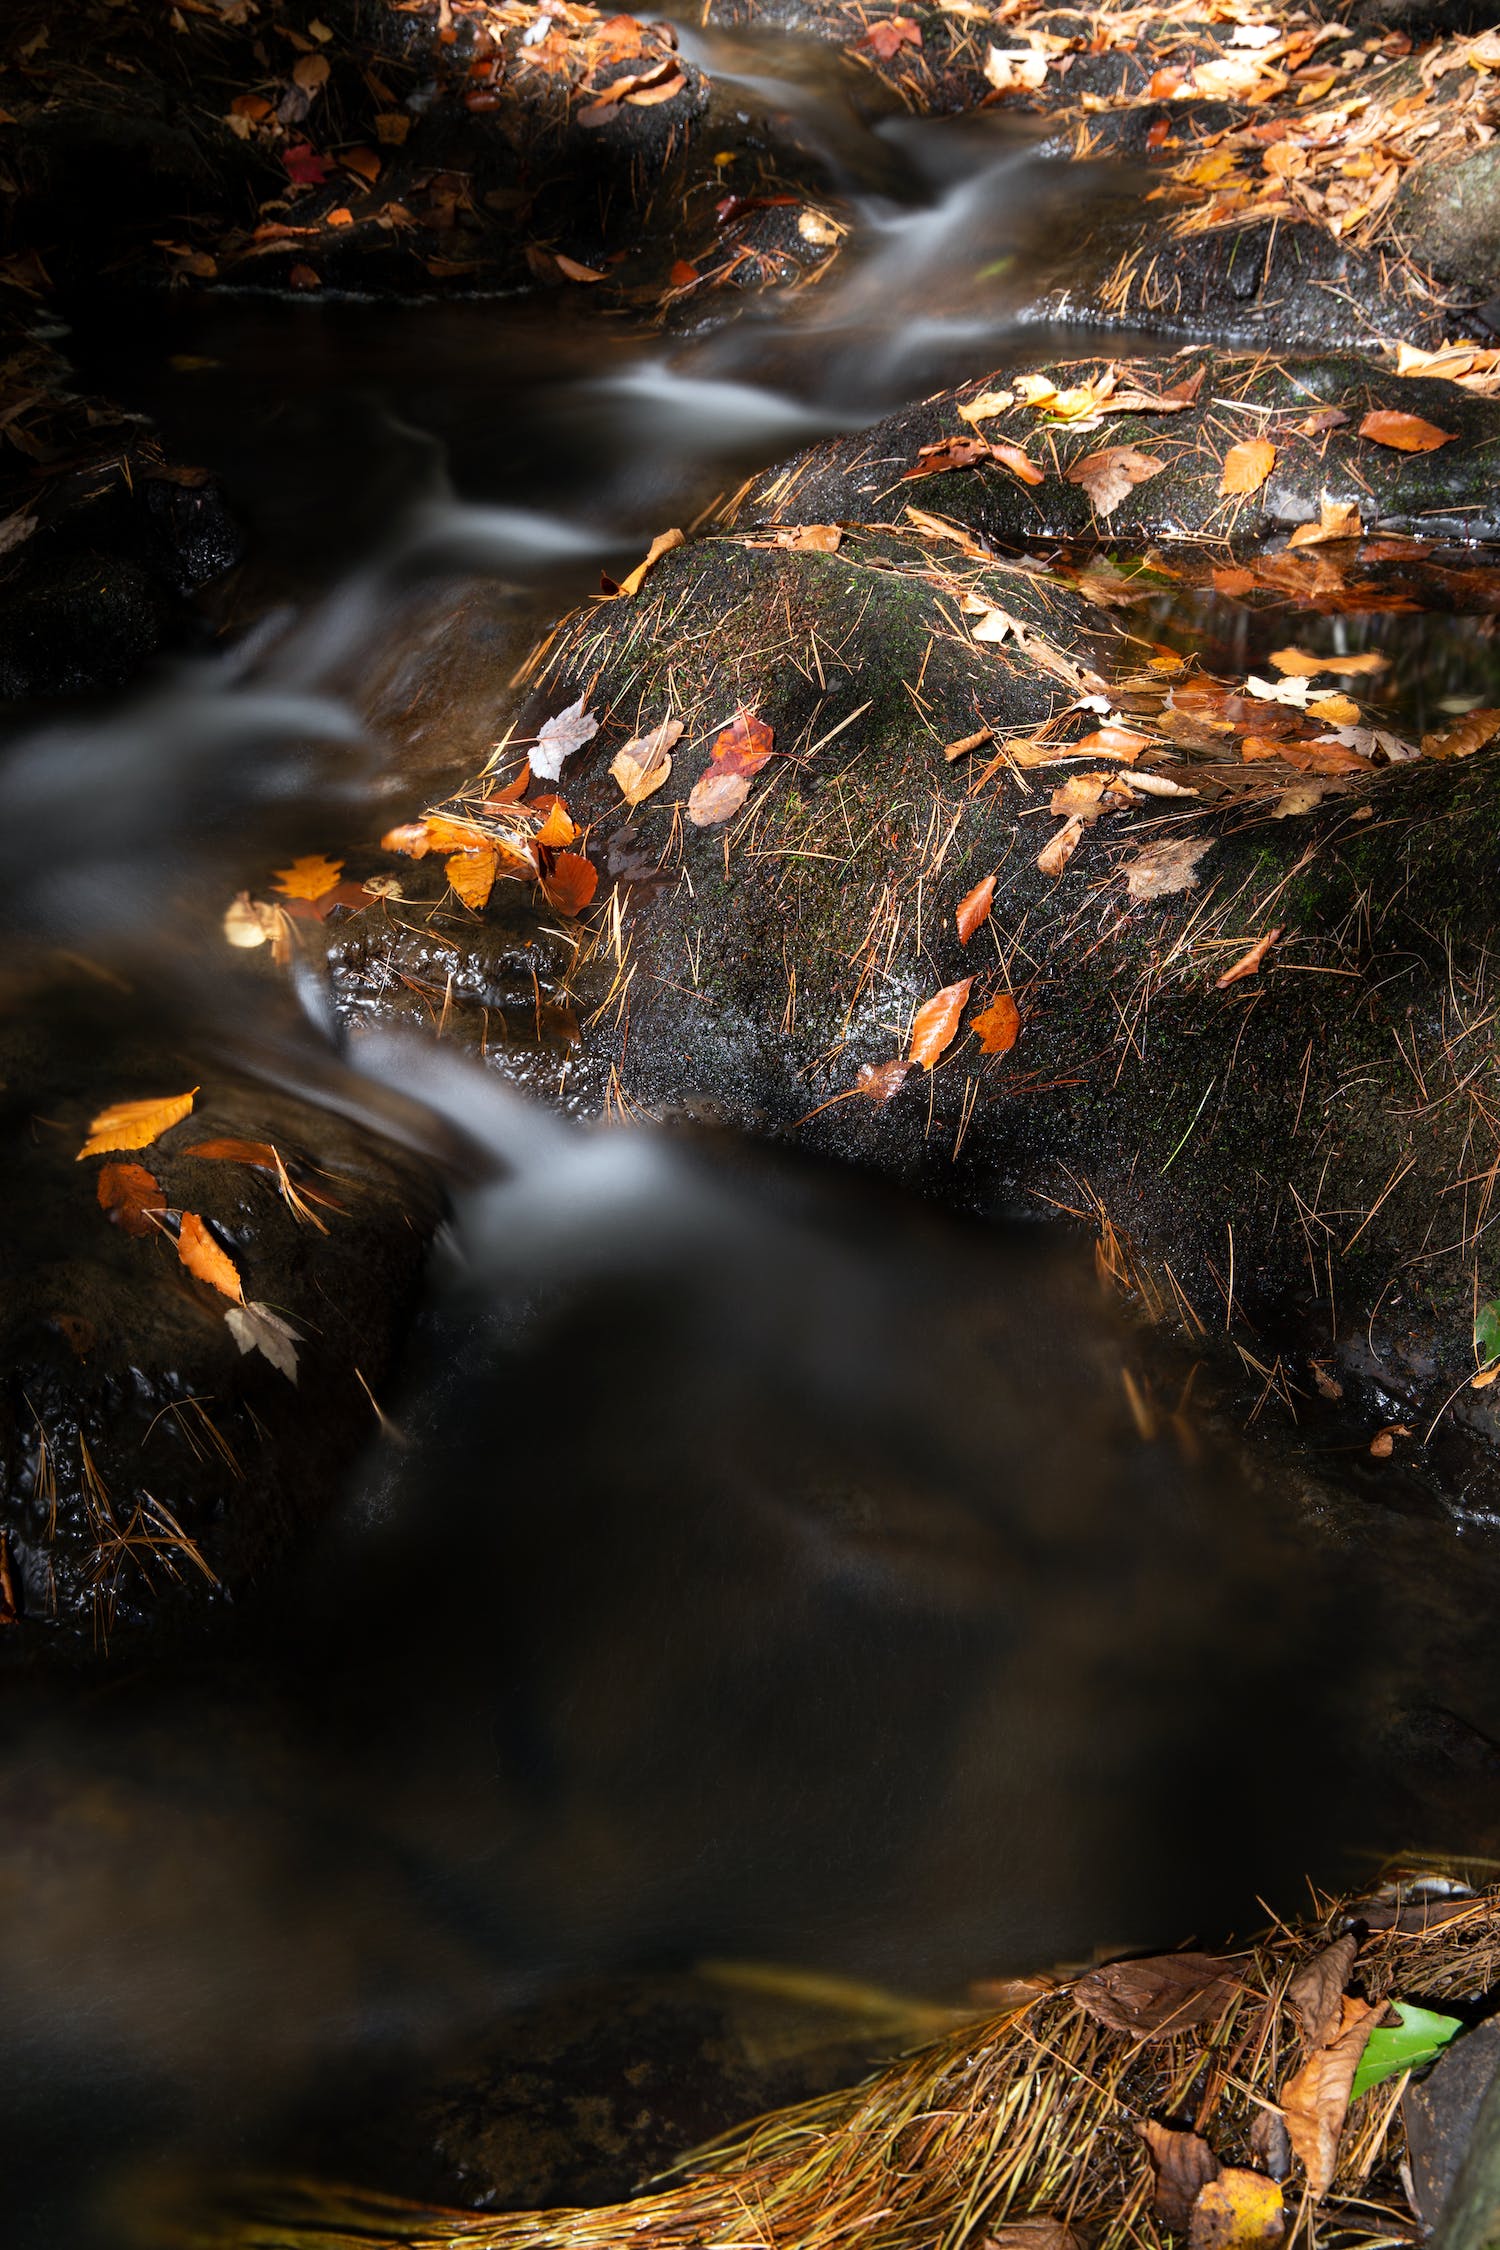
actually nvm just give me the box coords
[1351,2002,1463,2100]
[1476,1297,1500,1369]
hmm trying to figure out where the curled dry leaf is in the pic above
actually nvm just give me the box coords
[971,607,1020,645]
[971,993,1021,1054]
[1122,836,1214,901]
[1074,1952,1243,2038]
[1286,1933,1359,2049]
[1189,2167,1285,2250]
[956,873,996,943]
[1137,2119,1220,2232]
[1421,708,1500,760]
[1358,409,1455,453]
[178,1211,243,1303]
[688,769,751,827]
[1038,815,1085,877]
[446,845,498,911]
[984,43,1048,90]
[1279,1994,1384,2196]
[857,1058,913,1103]
[1287,499,1362,548]
[541,851,599,915]
[945,727,993,762]
[1216,927,1282,988]
[78,1089,197,1161]
[271,853,343,901]
[711,708,775,778]
[611,716,682,806]
[908,978,974,1069]
[605,526,684,598]
[529,696,600,782]
[1065,446,1165,518]
[226,1300,302,1383]
[97,1162,166,1236]
[903,436,993,479]
[1220,439,1276,497]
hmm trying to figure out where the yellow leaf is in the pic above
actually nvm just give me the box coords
[1188,2167,1286,2250]
[1307,692,1362,725]
[178,1211,244,1303]
[446,845,498,909]
[271,853,343,900]
[1220,439,1276,496]
[609,527,685,598]
[77,1089,197,1161]
[1287,498,1362,547]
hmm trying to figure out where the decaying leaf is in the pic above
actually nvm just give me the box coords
[184,1138,281,1170]
[529,696,600,782]
[971,607,1021,645]
[1216,927,1282,988]
[982,2222,1086,2250]
[1220,439,1276,497]
[957,874,996,943]
[711,708,775,778]
[1050,772,1112,821]
[1279,1994,1385,2196]
[97,1162,166,1236]
[271,853,343,901]
[909,978,974,1068]
[1137,2119,1220,2231]
[1189,2167,1286,2250]
[857,1058,913,1103]
[971,992,1021,1055]
[78,1089,197,1161]
[540,851,599,915]
[1249,2108,1294,2182]
[857,15,922,59]
[605,526,684,598]
[1038,815,1086,876]
[611,716,682,805]
[1121,837,1214,901]
[1287,499,1363,548]
[1358,409,1455,453]
[446,845,498,910]
[688,769,752,827]
[1286,1934,1359,2049]
[1075,1951,1242,2038]
[989,442,1045,486]
[1065,446,1165,518]
[1421,708,1500,760]
[984,43,1048,90]
[225,1299,302,1382]
[178,1211,243,1303]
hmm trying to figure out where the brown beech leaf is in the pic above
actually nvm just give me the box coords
[971,992,1021,1054]
[1286,1934,1358,2049]
[688,769,752,827]
[446,844,498,911]
[1075,1951,1242,2037]
[1220,438,1276,496]
[540,851,599,915]
[1038,815,1086,876]
[1121,837,1214,901]
[988,441,1045,487]
[1421,707,1500,760]
[1070,724,1154,762]
[982,2223,1087,2250]
[78,1089,197,1161]
[1065,446,1165,517]
[858,15,922,58]
[712,708,775,778]
[271,852,343,900]
[956,873,996,942]
[857,1058,913,1102]
[611,716,682,805]
[533,802,578,849]
[1358,408,1455,453]
[97,1162,166,1236]
[903,435,993,479]
[178,1211,244,1303]
[1216,927,1282,988]
[183,1137,280,1171]
[1137,2119,1220,2232]
[1189,2167,1286,2250]
[1279,1994,1384,2196]
[1287,498,1363,548]
[908,978,974,1068]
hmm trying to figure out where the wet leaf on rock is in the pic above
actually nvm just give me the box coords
[711,708,775,778]
[1121,837,1213,901]
[1279,1994,1385,2195]
[1189,2167,1286,2250]
[97,1162,166,1236]
[989,442,1045,486]
[530,696,600,782]
[1072,724,1154,761]
[226,1299,302,1383]
[956,873,996,942]
[984,44,1048,90]
[688,769,751,827]
[903,436,994,479]
[1421,708,1500,760]
[1358,409,1456,453]
[971,993,1021,1054]
[611,716,682,805]
[1220,439,1276,496]
[540,851,599,915]
[1217,927,1282,988]
[1038,815,1086,876]
[857,1058,913,1102]
[770,524,842,551]
[1287,499,1363,548]
[1138,2119,1220,2231]
[178,1211,243,1303]
[958,388,1015,424]
[1075,1951,1242,2038]
[909,978,974,1068]
[185,1138,281,1170]
[1287,1934,1359,2049]
[1065,447,1165,517]
[604,527,684,598]
[446,845,498,910]
[78,1089,197,1161]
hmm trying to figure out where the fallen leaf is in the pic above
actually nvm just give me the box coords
[1216,927,1282,988]
[1138,2120,1220,2232]
[271,853,343,900]
[1349,2001,1462,2099]
[1358,408,1455,453]
[1050,772,1112,820]
[1189,2167,1286,2250]
[533,803,579,848]
[607,526,684,598]
[1220,439,1276,496]
[1287,499,1363,547]
[1286,1934,1358,2049]
[970,606,1021,645]
[1120,838,1214,901]
[78,1090,197,1161]
[945,727,993,762]
[183,1138,280,1170]
[1075,1952,1242,2038]
[226,1299,301,1382]
[989,442,1045,486]
[97,1162,166,1236]
[771,524,841,551]
[223,893,286,949]
[446,845,498,910]
[971,992,1021,1054]
[982,2223,1086,2250]
[1066,447,1165,517]
[1249,2110,1294,2181]
[381,821,436,858]
[1306,692,1362,727]
[1071,724,1154,762]
[958,388,1015,424]
[1038,816,1086,876]
[540,851,599,915]
[857,1058,913,1102]
[611,716,682,805]
[292,52,330,92]
[1270,647,1388,677]
[903,436,993,479]
[1279,1994,1384,2194]
[858,16,922,58]
[909,978,974,1068]
[711,708,775,778]
[985,43,1048,91]
[555,254,607,282]
[178,1211,243,1302]
[530,696,600,782]
[688,769,752,826]
[956,873,996,942]
[1421,708,1500,759]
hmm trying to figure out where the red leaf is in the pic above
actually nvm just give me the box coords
[956,873,995,943]
[283,142,330,186]
[541,851,598,915]
[908,978,973,1069]
[858,16,922,58]
[711,708,775,778]
[97,1162,166,1236]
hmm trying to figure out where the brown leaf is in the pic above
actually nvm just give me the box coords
[225,1300,301,1383]
[945,727,993,763]
[1286,1933,1358,2049]
[1075,1952,1241,2038]
[605,526,684,598]
[857,1058,913,1102]
[292,52,330,92]
[1287,499,1363,548]
[1421,708,1500,760]
[97,1162,166,1236]
[1279,1994,1383,2195]
[1220,439,1276,496]
[971,992,1021,1054]
[446,844,498,910]
[982,2223,1086,2250]
[1137,2119,1220,2232]
[771,523,842,552]
[178,1211,244,1303]
[1216,927,1282,988]
[183,1138,281,1171]
[611,716,682,806]
[1037,815,1086,876]
[956,873,996,943]
[688,769,752,827]
[711,708,775,778]
[988,441,1045,487]
[1249,2109,1293,2182]
[540,851,599,915]
[858,16,922,58]
[1358,408,1455,453]
[1065,446,1166,517]
[1070,724,1154,762]
[1121,837,1214,901]
[78,1089,197,1161]
[1189,2167,1286,2250]
[271,853,343,900]
[902,436,993,480]
[908,978,974,1068]
[1050,772,1112,821]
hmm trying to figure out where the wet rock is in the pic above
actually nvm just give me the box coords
[1396,146,1500,302]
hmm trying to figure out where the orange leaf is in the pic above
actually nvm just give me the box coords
[555,253,606,282]
[184,1138,280,1170]
[688,769,751,827]
[78,1089,197,1161]
[340,145,381,184]
[1216,927,1282,987]
[1070,725,1154,762]
[908,978,973,1068]
[945,727,993,763]
[988,442,1045,486]
[607,526,684,598]
[271,853,343,900]
[971,992,1020,1053]
[541,851,598,915]
[902,436,992,480]
[769,523,842,552]
[1421,708,1500,760]
[1220,438,1275,496]
[711,708,775,778]
[956,873,996,943]
[1358,408,1455,453]
[611,716,682,805]
[97,1162,166,1236]
[533,802,579,847]
[381,821,434,858]
[178,1211,244,1302]
[1287,498,1362,547]
[857,1058,913,1102]
[446,845,498,910]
